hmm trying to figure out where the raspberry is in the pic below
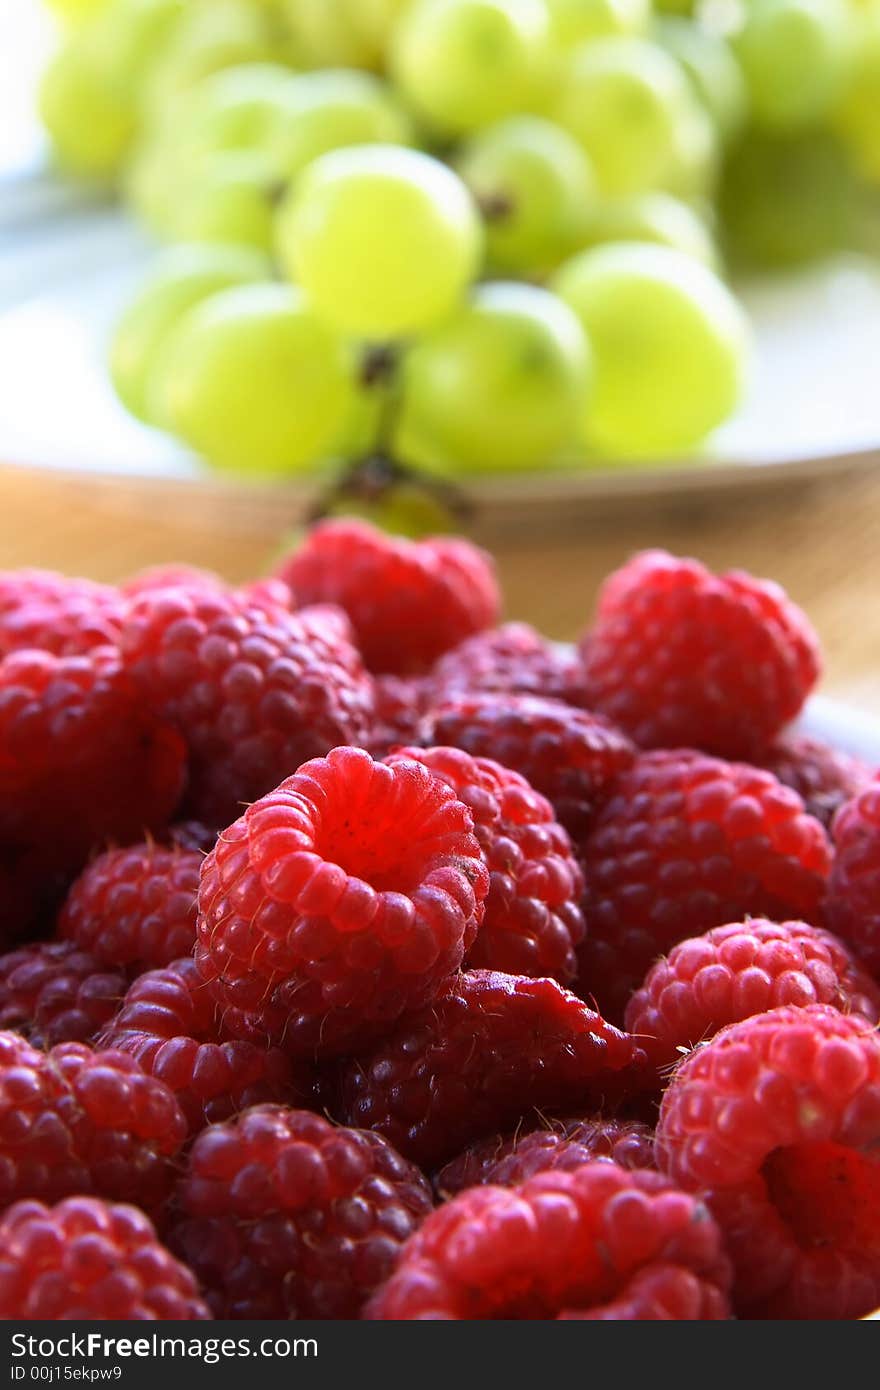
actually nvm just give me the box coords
[580,550,822,758]
[825,780,880,976]
[427,693,635,840]
[0,942,126,1048]
[0,569,124,658]
[119,585,374,824]
[59,841,201,972]
[338,970,646,1170]
[758,733,873,830]
[169,1105,433,1318]
[98,957,308,1135]
[0,1197,210,1320]
[0,1032,186,1211]
[196,746,489,1058]
[625,918,880,1072]
[430,624,591,707]
[387,746,585,983]
[435,1115,655,1198]
[278,519,501,675]
[656,1005,880,1319]
[576,750,832,1023]
[120,564,228,598]
[239,576,295,612]
[368,673,433,756]
[366,1161,731,1319]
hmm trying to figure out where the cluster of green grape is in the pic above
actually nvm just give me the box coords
[40,0,880,480]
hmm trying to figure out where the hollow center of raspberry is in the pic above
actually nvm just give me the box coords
[762,1141,880,1254]
[314,802,441,895]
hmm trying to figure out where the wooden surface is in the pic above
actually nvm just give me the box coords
[0,460,878,712]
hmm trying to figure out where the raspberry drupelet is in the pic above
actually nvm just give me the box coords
[196,746,489,1058]
[98,957,308,1136]
[758,733,873,831]
[0,941,126,1047]
[386,745,585,983]
[580,550,821,758]
[338,970,646,1170]
[169,1105,433,1319]
[427,692,635,840]
[430,623,591,707]
[0,569,125,658]
[625,918,880,1073]
[368,673,433,757]
[59,841,202,973]
[119,585,374,825]
[576,749,832,1023]
[0,1197,211,1320]
[656,1005,880,1319]
[277,518,501,675]
[366,1161,731,1319]
[825,779,880,976]
[0,1031,186,1212]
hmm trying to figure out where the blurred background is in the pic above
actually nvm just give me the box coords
[0,0,879,707]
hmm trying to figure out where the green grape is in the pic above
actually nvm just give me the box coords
[732,0,852,132]
[81,0,185,91]
[456,116,597,275]
[163,151,280,253]
[110,243,271,422]
[269,70,414,182]
[833,10,880,183]
[283,0,411,68]
[39,37,137,179]
[552,242,749,458]
[277,145,483,338]
[149,283,355,475]
[46,0,110,22]
[546,0,650,48]
[159,63,298,158]
[552,37,708,194]
[391,0,552,138]
[654,17,748,145]
[395,281,592,474]
[578,191,718,264]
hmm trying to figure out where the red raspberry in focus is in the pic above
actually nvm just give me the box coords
[277,519,501,675]
[0,569,124,658]
[0,1031,186,1211]
[577,750,832,1023]
[366,1161,731,1319]
[435,1115,655,1198]
[825,780,880,976]
[169,1105,433,1319]
[338,970,646,1170]
[626,918,880,1073]
[196,746,489,1058]
[368,673,433,756]
[657,1006,880,1318]
[0,942,126,1048]
[387,746,585,983]
[119,585,374,824]
[759,733,874,831]
[427,693,635,840]
[0,1197,210,1320]
[59,841,201,972]
[580,550,822,758]
[99,957,307,1136]
[431,624,591,707]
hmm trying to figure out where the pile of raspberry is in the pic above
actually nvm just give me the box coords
[0,518,878,1322]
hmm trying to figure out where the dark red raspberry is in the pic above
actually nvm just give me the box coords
[427,693,635,840]
[0,569,124,658]
[576,750,832,1023]
[656,1005,880,1319]
[120,564,228,598]
[196,746,489,1058]
[0,942,126,1048]
[0,1031,186,1211]
[278,519,501,675]
[758,733,873,830]
[825,780,880,976]
[119,585,374,824]
[59,841,201,972]
[435,1115,655,1198]
[626,918,880,1072]
[338,970,646,1170]
[580,550,822,758]
[431,624,590,707]
[169,1105,433,1319]
[387,745,585,983]
[368,673,433,756]
[0,1197,210,1319]
[366,1161,731,1319]
[98,957,307,1135]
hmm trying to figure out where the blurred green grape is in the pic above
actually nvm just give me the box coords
[578,190,718,264]
[732,0,852,132]
[833,9,880,184]
[654,16,748,145]
[546,0,650,48]
[269,69,414,181]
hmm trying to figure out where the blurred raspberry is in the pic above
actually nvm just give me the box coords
[0,569,124,658]
[825,780,880,976]
[368,674,433,756]
[657,1005,880,1319]
[196,746,489,1058]
[120,564,227,598]
[430,624,591,706]
[278,519,501,675]
[759,733,873,830]
[0,941,126,1048]
[169,1105,433,1318]
[580,550,821,758]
